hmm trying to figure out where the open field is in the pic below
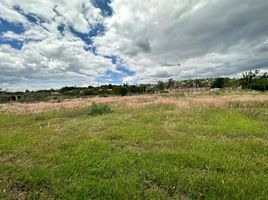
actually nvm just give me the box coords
[0,91,268,199]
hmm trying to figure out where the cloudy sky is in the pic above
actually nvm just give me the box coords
[0,0,268,90]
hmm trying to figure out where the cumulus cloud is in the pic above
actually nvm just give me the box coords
[94,0,268,83]
[1,0,268,90]
[1,0,103,32]
[0,0,117,90]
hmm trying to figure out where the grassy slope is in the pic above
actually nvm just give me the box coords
[0,95,268,199]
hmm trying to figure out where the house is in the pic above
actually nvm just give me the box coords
[169,87,210,93]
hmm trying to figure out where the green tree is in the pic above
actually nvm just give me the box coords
[120,85,128,96]
[167,78,175,89]
[194,79,201,88]
[211,78,225,88]
[157,81,165,91]
[241,70,259,89]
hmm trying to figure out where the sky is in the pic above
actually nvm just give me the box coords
[0,0,268,91]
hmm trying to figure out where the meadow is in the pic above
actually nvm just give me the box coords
[0,91,268,199]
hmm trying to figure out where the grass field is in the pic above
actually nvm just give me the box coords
[0,91,268,199]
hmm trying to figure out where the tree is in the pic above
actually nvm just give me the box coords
[194,79,201,88]
[241,69,259,89]
[119,85,128,96]
[251,71,268,91]
[157,81,165,91]
[167,78,175,89]
[211,78,225,88]
[108,84,113,89]
[263,72,268,78]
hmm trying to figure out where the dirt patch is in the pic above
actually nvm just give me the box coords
[0,154,36,167]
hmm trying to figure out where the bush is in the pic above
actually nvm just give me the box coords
[211,77,225,88]
[88,102,111,116]
[119,86,128,96]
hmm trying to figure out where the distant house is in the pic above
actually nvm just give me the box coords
[169,87,210,93]
[51,92,59,95]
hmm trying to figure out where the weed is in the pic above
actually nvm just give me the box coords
[88,102,112,116]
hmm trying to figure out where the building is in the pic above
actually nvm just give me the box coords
[169,87,210,93]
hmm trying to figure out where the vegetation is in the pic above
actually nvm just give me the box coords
[241,70,268,91]
[0,92,267,199]
[0,70,267,104]
[88,102,112,116]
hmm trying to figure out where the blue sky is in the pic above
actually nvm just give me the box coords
[0,0,134,90]
[0,18,24,49]
[0,0,268,91]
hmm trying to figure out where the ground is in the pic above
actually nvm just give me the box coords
[0,91,268,199]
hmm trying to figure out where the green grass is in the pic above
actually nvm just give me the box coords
[0,99,268,199]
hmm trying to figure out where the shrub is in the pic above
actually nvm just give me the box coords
[119,86,128,96]
[88,102,111,116]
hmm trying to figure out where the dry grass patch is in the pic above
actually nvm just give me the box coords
[1,93,268,114]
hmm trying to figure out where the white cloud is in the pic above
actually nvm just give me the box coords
[1,0,103,33]
[0,0,117,90]
[1,0,268,90]
[94,0,268,83]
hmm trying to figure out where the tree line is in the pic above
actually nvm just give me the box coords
[0,70,267,103]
